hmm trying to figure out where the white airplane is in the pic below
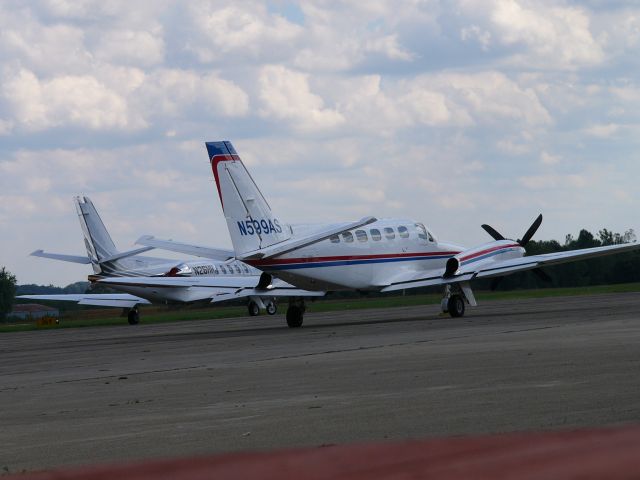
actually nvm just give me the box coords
[154,140,637,328]
[19,196,322,324]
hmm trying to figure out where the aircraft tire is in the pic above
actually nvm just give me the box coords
[248,301,260,317]
[127,309,140,325]
[286,305,304,328]
[266,301,277,315]
[447,295,465,318]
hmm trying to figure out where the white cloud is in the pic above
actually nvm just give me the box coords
[93,29,165,67]
[584,123,619,138]
[490,0,604,68]
[2,69,144,131]
[138,69,249,118]
[185,2,303,63]
[519,173,589,189]
[258,65,344,131]
[540,151,561,165]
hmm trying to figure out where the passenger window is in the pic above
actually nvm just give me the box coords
[398,226,409,238]
[370,228,381,241]
[242,264,249,274]
[213,265,219,274]
[384,227,395,240]
[220,266,227,274]
[330,235,340,243]
[342,231,354,243]
[355,230,368,242]
[234,264,241,274]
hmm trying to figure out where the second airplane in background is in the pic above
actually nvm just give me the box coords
[20,196,322,324]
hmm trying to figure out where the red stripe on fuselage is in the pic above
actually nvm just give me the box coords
[246,251,461,267]
[210,154,241,210]
[459,243,520,262]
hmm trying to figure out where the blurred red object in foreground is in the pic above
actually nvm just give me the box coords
[13,426,640,480]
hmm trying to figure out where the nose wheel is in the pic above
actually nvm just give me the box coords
[266,300,277,315]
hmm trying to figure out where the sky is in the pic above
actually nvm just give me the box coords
[1,0,639,286]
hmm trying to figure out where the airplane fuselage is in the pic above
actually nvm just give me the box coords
[245,219,459,291]
[244,219,527,291]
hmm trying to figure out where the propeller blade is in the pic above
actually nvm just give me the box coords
[481,224,505,241]
[519,214,543,247]
[532,268,552,283]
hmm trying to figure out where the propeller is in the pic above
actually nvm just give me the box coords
[482,214,543,247]
[482,214,550,290]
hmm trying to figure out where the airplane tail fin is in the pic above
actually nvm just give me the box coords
[75,196,119,273]
[206,141,292,256]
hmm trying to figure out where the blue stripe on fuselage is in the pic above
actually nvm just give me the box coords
[262,254,454,271]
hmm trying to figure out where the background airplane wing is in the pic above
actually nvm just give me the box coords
[16,293,151,308]
[98,276,325,302]
[382,242,640,292]
[136,236,235,261]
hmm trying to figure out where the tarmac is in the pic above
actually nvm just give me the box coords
[1,292,640,472]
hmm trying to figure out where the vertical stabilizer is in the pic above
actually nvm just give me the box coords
[206,141,291,256]
[75,196,119,273]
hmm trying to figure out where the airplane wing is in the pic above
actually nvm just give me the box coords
[135,235,235,261]
[382,242,640,292]
[16,294,151,308]
[239,216,377,260]
[97,276,325,303]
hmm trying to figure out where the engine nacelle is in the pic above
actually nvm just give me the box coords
[444,240,524,277]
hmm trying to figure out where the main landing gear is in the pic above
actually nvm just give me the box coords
[127,307,140,325]
[247,298,278,317]
[286,298,306,328]
[440,283,476,318]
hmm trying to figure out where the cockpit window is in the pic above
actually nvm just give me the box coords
[398,226,409,238]
[330,235,340,243]
[416,223,428,241]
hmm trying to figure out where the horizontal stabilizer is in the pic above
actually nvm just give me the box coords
[136,235,235,261]
[16,294,150,308]
[239,216,378,260]
[30,250,92,264]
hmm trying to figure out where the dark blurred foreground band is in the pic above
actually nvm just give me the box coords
[12,425,640,480]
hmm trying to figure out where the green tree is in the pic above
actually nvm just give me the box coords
[0,267,17,322]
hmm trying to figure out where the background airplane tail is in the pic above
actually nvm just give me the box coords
[75,196,122,275]
[206,141,292,256]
